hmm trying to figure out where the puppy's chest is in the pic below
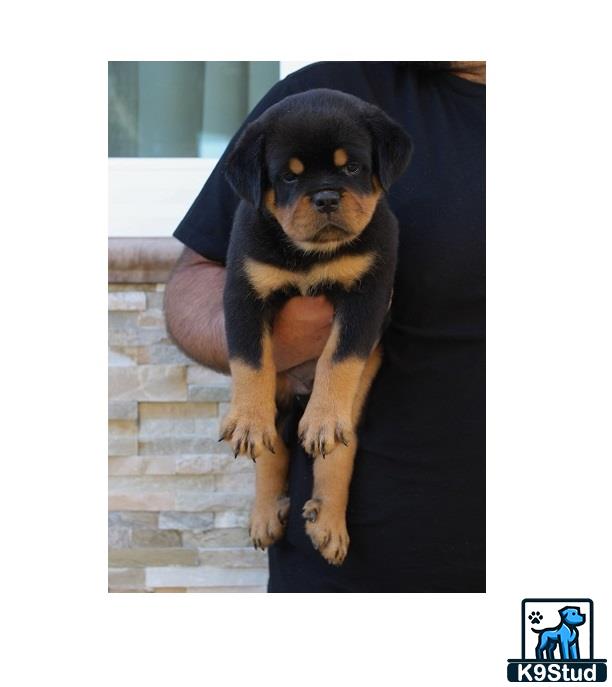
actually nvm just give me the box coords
[244,252,375,299]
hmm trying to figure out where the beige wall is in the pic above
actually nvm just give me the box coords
[108,238,267,592]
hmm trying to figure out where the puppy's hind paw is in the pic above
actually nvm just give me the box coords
[302,498,350,566]
[249,496,290,550]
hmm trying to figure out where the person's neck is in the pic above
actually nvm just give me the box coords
[449,61,486,85]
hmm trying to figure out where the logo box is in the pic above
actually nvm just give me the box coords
[507,598,607,682]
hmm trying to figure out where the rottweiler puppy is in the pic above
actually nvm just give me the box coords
[220,88,412,565]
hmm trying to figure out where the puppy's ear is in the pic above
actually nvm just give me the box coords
[224,121,266,207]
[364,107,412,192]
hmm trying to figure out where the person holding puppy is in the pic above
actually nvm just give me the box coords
[165,61,485,593]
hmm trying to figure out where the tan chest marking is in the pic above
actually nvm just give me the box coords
[244,253,375,299]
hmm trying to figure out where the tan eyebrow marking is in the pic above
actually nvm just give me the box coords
[333,148,348,166]
[288,157,305,174]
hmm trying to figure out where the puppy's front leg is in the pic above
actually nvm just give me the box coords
[220,283,277,460]
[303,346,382,565]
[298,282,388,458]
[298,321,366,458]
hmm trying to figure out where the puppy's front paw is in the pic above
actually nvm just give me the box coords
[219,404,276,461]
[298,405,352,458]
[250,496,290,550]
[302,498,350,565]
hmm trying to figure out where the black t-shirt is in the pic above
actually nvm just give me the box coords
[174,62,485,592]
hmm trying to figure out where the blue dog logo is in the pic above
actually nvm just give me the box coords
[532,606,585,661]
[507,598,607,682]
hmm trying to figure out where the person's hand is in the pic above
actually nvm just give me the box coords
[271,296,333,393]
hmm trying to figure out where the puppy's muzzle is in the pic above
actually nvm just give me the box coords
[312,189,341,214]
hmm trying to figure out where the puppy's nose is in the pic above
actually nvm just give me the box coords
[312,190,340,214]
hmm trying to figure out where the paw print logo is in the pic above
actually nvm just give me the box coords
[528,611,543,625]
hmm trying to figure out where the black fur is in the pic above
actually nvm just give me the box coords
[223,89,411,370]
[362,103,413,191]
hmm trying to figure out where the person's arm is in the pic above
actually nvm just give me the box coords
[165,247,333,376]
[165,247,229,373]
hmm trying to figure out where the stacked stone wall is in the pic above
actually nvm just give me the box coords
[108,239,267,592]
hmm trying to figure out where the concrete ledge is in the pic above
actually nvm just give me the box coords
[109,237,183,283]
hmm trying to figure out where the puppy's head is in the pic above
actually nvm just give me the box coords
[225,89,412,252]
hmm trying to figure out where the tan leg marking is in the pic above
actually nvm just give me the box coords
[303,346,383,565]
[250,432,290,550]
[219,331,277,460]
[298,323,368,458]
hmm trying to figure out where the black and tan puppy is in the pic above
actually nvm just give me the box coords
[220,89,412,565]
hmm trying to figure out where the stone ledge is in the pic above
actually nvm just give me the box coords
[109,237,183,284]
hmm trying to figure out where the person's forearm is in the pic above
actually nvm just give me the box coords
[164,249,230,373]
[270,296,334,371]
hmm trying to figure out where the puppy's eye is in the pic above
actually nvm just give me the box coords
[281,172,299,183]
[344,162,361,176]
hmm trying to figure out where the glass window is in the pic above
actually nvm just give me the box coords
[108,61,280,158]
